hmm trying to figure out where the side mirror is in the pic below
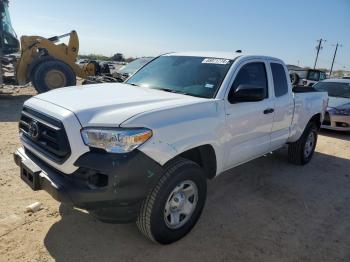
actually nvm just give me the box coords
[229,84,266,103]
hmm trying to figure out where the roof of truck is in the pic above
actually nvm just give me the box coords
[164,51,279,61]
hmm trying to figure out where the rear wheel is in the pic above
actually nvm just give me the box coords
[288,122,318,165]
[136,158,207,244]
[32,60,76,93]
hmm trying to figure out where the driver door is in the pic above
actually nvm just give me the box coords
[223,60,275,170]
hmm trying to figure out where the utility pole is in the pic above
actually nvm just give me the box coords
[329,43,342,77]
[313,38,326,69]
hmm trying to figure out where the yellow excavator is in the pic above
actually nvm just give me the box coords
[1,0,100,93]
[16,30,98,92]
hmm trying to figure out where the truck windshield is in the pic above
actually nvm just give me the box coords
[314,82,350,98]
[126,56,233,98]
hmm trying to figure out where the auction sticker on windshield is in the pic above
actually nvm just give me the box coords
[202,58,230,65]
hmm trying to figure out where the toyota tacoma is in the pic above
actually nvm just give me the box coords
[14,52,328,244]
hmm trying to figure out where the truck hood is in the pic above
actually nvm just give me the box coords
[35,83,205,127]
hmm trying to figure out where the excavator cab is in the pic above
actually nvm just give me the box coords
[0,0,20,54]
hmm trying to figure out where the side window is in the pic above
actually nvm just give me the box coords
[229,62,268,101]
[308,71,320,81]
[320,72,326,80]
[270,63,289,97]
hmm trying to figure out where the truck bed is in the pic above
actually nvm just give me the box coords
[292,85,318,93]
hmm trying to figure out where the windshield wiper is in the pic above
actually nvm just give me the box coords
[157,88,209,98]
[154,87,177,93]
[127,82,140,87]
[154,88,195,97]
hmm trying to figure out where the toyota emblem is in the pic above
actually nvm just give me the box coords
[28,121,40,140]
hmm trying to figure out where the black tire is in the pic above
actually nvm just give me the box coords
[32,60,76,93]
[288,122,318,165]
[290,73,299,85]
[137,158,207,244]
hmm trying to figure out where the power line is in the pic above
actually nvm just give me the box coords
[318,58,349,69]
[313,38,326,69]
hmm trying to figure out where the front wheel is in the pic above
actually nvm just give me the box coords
[288,122,318,165]
[136,158,207,244]
[32,60,76,93]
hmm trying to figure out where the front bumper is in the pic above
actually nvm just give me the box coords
[321,113,350,132]
[14,147,164,222]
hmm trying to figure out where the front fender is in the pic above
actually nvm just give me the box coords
[121,100,227,175]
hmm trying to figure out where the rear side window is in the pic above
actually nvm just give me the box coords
[308,71,320,81]
[230,62,268,99]
[271,63,288,97]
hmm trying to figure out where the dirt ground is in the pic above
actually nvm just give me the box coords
[0,86,349,262]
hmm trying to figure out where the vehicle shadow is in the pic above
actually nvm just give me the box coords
[319,129,350,141]
[44,149,350,262]
[0,94,32,122]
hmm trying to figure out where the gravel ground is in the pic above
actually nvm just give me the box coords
[0,86,349,262]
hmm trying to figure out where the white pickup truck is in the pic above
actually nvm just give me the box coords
[14,51,328,244]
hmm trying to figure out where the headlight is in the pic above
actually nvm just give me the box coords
[81,128,152,153]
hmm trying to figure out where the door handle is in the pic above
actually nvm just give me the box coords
[263,108,274,114]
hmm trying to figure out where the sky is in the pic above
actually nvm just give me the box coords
[9,0,350,70]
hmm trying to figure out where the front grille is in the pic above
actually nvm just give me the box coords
[322,112,331,126]
[19,107,71,163]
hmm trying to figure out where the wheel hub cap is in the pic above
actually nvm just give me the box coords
[170,192,186,210]
[44,69,67,89]
[164,180,198,229]
[304,132,315,158]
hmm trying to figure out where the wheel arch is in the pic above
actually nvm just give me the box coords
[165,144,217,179]
[309,113,322,129]
[288,111,323,143]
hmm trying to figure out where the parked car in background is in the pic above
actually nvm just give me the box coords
[117,57,154,77]
[77,59,89,65]
[106,62,116,70]
[288,67,327,87]
[81,58,154,85]
[314,79,350,131]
